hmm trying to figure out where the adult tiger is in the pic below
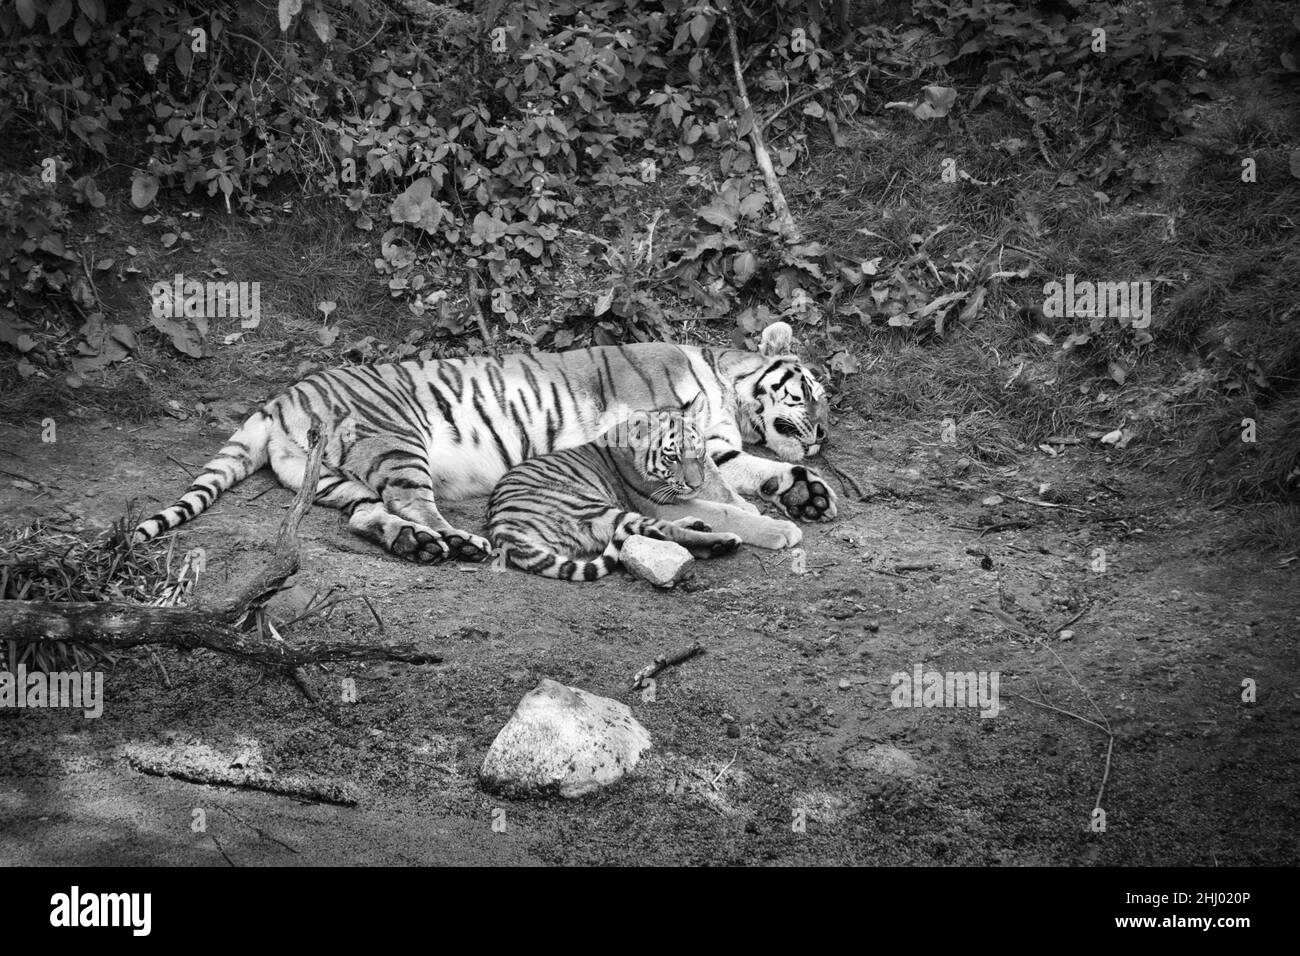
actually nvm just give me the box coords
[132,321,837,562]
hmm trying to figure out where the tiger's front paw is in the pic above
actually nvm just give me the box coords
[760,466,838,522]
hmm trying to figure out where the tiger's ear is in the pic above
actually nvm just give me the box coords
[759,321,795,356]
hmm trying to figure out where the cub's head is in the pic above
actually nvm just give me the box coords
[623,393,709,503]
[737,321,830,461]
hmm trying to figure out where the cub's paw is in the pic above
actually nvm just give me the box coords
[708,532,743,556]
[760,466,837,522]
[744,518,802,550]
[672,516,713,533]
[689,532,743,559]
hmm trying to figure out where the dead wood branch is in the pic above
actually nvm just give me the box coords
[0,431,440,667]
[629,641,705,691]
[719,0,800,242]
[125,742,360,806]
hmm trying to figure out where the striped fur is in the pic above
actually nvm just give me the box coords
[131,321,836,563]
[487,395,742,581]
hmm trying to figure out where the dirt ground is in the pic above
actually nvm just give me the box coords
[1,400,1297,866]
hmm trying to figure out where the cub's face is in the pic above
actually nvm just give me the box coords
[629,394,709,502]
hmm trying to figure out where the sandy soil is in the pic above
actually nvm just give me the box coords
[1,403,1297,866]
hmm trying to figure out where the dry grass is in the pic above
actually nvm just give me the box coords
[0,515,187,671]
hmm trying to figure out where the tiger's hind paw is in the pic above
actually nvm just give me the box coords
[441,529,492,562]
[391,524,451,563]
[390,525,491,563]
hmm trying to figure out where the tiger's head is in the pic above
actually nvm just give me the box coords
[735,321,830,461]
[623,392,710,503]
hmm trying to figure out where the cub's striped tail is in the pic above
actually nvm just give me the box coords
[132,411,273,543]
[495,537,619,582]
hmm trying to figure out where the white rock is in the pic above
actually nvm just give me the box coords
[621,535,694,587]
[479,679,652,798]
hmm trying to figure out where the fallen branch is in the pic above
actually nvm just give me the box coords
[125,742,360,806]
[0,601,441,666]
[0,430,440,668]
[629,641,704,691]
[719,0,800,241]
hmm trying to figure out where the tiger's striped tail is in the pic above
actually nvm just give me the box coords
[132,410,273,543]
[497,538,619,582]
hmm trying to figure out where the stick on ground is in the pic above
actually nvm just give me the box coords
[0,429,440,668]
[629,642,704,691]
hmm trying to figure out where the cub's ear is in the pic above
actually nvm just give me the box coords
[682,392,707,419]
[759,320,795,357]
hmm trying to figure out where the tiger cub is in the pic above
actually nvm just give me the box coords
[487,394,743,581]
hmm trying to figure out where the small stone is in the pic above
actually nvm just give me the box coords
[838,678,851,690]
[982,495,1004,506]
[865,620,880,632]
[1059,629,1074,641]
[479,679,651,798]
[721,712,736,723]
[621,535,694,588]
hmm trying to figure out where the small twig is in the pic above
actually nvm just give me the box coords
[1054,604,1090,634]
[78,252,104,313]
[816,452,865,499]
[166,455,199,476]
[219,807,301,855]
[979,520,1034,537]
[760,64,867,131]
[986,604,1115,812]
[210,833,238,867]
[711,749,739,787]
[1009,692,1109,735]
[629,642,704,691]
[971,603,1031,637]
[360,595,385,634]
[146,649,171,687]
[1009,495,1090,514]
[691,767,720,792]
[277,590,348,630]
[865,564,905,578]
[0,468,42,485]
